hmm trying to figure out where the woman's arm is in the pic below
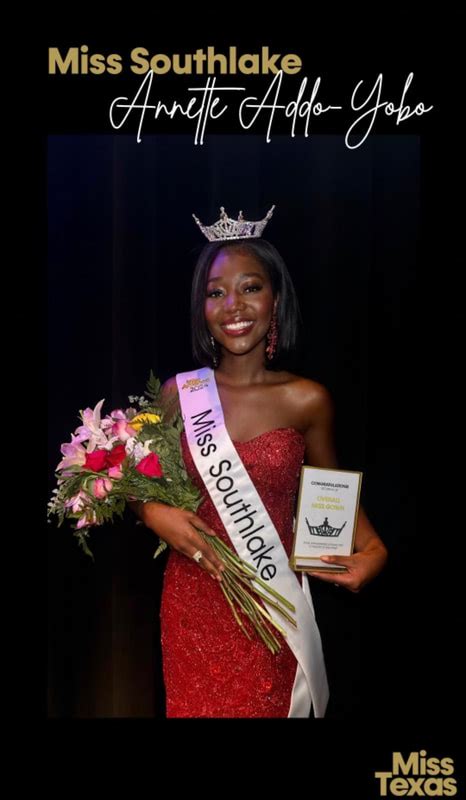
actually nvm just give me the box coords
[128,377,225,581]
[130,499,225,581]
[300,381,388,592]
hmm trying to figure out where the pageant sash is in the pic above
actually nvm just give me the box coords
[176,367,329,718]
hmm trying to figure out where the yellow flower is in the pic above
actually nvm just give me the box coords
[129,412,161,432]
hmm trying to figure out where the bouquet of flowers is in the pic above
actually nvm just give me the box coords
[48,373,296,653]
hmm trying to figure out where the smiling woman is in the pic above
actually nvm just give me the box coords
[133,206,387,718]
[191,236,301,372]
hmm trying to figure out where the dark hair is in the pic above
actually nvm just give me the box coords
[191,239,302,370]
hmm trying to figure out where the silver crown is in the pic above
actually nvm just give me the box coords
[192,205,275,242]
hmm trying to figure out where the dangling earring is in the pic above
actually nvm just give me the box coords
[265,310,278,361]
[210,334,219,368]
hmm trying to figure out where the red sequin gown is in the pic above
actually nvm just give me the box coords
[160,427,306,718]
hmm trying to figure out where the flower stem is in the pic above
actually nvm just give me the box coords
[197,530,297,655]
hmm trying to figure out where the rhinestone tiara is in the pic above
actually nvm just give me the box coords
[192,205,275,242]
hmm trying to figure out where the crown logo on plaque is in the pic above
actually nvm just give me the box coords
[305,516,347,538]
[192,205,275,242]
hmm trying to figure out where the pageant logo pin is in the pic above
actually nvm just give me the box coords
[181,377,210,392]
[374,751,457,797]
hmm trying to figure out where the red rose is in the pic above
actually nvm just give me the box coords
[135,453,163,478]
[106,444,126,468]
[84,449,108,472]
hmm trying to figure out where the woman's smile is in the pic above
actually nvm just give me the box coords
[221,319,256,336]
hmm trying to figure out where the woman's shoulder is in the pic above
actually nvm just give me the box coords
[278,371,334,420]
[160,375,179,397]
[160,375,181,419]
[278,370,331,398]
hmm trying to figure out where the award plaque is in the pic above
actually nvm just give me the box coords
[290,466,362,572]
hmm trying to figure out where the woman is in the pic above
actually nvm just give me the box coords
[136,208,387,718]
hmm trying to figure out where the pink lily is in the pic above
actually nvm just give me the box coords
[57,435,87,470]
[101,409,128,433]
[75,399,112,452]
[111,419,136,442]
[64,490,88,513]
[76,511,97,529]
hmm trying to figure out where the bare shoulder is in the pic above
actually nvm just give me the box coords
[280,372,334,428]
[160,375,179,399]
[160,375,181,418]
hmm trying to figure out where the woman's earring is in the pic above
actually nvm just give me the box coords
[265,311,278,361]
[210,334,219,368]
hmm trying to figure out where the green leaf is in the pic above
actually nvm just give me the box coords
[145,371,161,403]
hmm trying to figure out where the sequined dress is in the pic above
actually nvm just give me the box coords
[160,427,306,718]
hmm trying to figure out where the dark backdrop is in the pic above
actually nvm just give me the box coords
[47,134,419,719]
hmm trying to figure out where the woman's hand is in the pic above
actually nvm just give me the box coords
[140,502,225,581]
[298,382,388,593]
[306,541,388,593]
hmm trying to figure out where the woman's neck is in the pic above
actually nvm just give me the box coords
[214,349,272,387]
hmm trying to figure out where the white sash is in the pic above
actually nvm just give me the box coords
[176,367,329,718]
